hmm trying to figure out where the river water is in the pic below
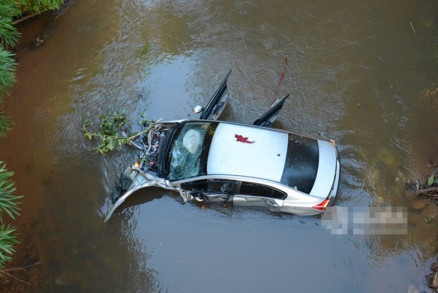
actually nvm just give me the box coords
[1,0,438,292]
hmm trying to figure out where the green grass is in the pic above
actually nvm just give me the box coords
[0,110,11,137]
[0,163,21,221]
[16,0,63,14]
[0,16,19,48]
[0,47,16,96]
[0,223,18,266]
[0,163,21,268]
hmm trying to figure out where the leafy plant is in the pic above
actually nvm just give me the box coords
[424,216,432,224]
[0,1,19,135]
[14,0,64,15]
[0,110,11,137]
[428,174,436,186]
[0,224,18,266]
[0,47,16,96]
[0,163,21,221]
[0,15,20,48]
[0,163,21,268]
[82,110,154,155]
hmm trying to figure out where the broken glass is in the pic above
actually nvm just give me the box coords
[168,122,212,180]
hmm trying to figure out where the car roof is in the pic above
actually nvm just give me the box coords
[206,122,289,182]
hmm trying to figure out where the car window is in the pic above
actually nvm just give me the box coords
[181,180,208,191]
[181,179,238,194]
[207,179,238,193]
[239,182,286,199]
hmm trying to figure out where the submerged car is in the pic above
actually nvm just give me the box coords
[105,71,340,222]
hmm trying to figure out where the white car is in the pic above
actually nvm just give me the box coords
[105,71,340,222]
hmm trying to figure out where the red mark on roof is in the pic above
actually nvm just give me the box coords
[235,134,255,144]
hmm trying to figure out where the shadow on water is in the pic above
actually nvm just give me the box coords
[1,0,438,292]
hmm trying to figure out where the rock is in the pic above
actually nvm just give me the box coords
[426,272,438,290]
[30,36,44,49]
[410,199,428,211]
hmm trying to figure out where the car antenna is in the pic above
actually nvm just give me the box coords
[272,54,288,105]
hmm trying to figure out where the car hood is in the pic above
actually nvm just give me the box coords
[309,140,338,198]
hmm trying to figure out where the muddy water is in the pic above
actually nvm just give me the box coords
[1,0,438,292]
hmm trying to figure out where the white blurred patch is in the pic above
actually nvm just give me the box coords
[321,206,408,235]
[183,129,201,154]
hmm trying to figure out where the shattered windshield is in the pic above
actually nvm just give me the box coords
[167,122,217,181]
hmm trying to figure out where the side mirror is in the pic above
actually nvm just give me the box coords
[193,105,204,114]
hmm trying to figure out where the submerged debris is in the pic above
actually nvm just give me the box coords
[416,173,438,201]
[406,171,438,203]
[426,260,438,292]
[30,36,44,49]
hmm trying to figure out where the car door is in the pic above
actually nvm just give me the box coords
[253,94,289,127]
[233,181,286,212]
[197,70,232,120]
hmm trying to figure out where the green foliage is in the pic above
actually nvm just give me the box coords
[0,1,20,136]
[0,2,21,17]
[0,110,11,137]
[0,163,21,268]
[0,2,21,47]
[0,163,21,221]
[82,111,154,155]
[428,174,435,186]
[0,47,16,136]
[82,112,132,155]
[0,47,16,96]
[0,16,20,48]
[0,223,18,266]
[14,0,64,15]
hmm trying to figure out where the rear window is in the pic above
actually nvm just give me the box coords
[239,182,286,199]
[280,134,319,193]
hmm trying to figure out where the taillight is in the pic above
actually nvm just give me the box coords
[313,198,330,211]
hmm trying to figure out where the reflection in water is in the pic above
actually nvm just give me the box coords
[0,0,437,292]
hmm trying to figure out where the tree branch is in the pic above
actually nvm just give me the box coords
[0,270,30,285]
[12,12,44,25]
[415,187,438,197]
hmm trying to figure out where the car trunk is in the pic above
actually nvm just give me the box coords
[280,135,320,193]
[309,140,338,198]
